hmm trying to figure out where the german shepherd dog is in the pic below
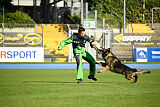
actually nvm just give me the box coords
[96,48,150,84]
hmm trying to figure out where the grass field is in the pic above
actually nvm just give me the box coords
[0,69,160,107]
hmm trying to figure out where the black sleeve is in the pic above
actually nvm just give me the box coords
[86,35,94,48]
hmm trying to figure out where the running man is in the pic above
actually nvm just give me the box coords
[58,27,97,83]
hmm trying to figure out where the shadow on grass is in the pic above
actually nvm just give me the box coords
[22,81,128,84]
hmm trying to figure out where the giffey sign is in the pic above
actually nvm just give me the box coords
[122,36,152,42]
[114,34,152,43]
[0,47,44,62]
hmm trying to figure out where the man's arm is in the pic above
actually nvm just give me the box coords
[87,35,95,48]
[58,36,73,50]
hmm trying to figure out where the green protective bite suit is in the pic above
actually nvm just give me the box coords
[58,33,96,80]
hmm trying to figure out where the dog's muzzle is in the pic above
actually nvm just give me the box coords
[91,42,103,54]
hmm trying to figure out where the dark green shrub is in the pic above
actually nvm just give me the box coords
[5,11,34,24]
[72,15,81,24]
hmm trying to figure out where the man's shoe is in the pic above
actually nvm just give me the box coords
[77,79,83,83]
[88,75,97,81]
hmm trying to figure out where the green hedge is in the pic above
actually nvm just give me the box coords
[0,11,34,24]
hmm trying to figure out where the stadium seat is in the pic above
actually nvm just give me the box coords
[127,24,154,33]
[35,24,69,62]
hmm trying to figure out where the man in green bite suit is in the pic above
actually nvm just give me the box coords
[58,27,97,83]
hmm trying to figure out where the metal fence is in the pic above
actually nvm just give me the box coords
[110,32,160,61]
[151,23,160,34]
[0,23,159,62]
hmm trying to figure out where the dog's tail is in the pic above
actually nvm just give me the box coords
[133,70,151,76]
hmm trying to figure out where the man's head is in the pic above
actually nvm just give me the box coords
[78,27,85,38]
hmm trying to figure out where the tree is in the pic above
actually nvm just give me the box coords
[86,0,160,24]
[40,0,50,23]
[0,0,13,12]
[39,0,65,23]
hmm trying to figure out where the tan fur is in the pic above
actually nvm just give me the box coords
[98,65,110,73]
[96,48,151,84]
[133,70,150,76]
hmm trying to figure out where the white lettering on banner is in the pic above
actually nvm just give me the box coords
[122,36,152,42]
[0,47,44,62]
[152,51,160,54]
[152,56,160,59]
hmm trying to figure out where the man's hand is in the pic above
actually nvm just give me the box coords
[91,35,95,41]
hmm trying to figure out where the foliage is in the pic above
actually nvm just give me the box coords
[145,0,160,23]
[0,0,34,24]
[86,0,160,25]
[0,11,34,24]
[72,15,81,24]
[0,0,13,11]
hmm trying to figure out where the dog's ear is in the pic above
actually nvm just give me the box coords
[103,49,107,53]
[103,48,110,53]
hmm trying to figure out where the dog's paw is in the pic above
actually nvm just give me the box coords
[95,62,99,64]
[97,70,103,73]
[130,80,136,84]
[147,71,151,74]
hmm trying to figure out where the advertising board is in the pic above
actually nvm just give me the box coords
[0,47,44,62]
[135,48,160,62]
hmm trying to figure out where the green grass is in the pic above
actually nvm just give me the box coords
[0,69,160,107]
